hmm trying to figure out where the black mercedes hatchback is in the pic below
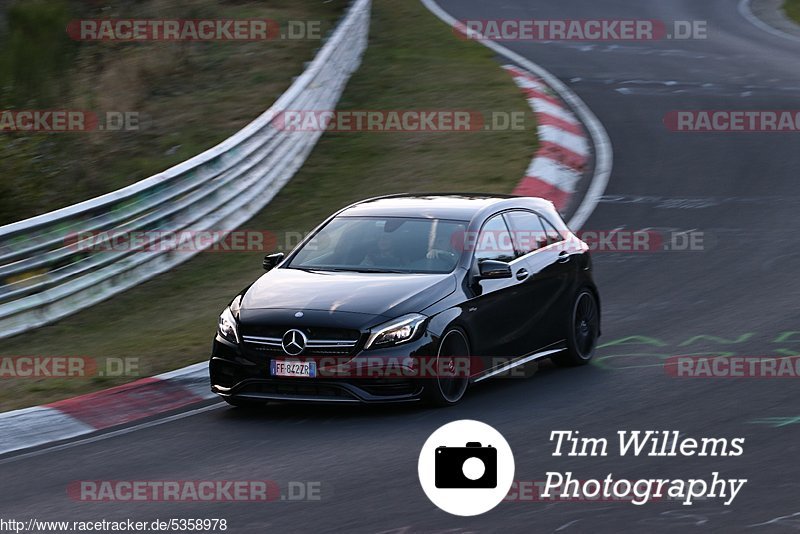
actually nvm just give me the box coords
[210,194,600,407]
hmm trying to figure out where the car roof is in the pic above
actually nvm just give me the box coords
[338,193,555,221]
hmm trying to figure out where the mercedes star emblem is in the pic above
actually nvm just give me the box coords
[281,329,307,356]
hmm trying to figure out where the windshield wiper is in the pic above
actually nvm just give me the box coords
[345,267,408,273]
[289,265,410,274]
[302,267,407,274]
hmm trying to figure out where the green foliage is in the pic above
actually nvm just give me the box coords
[784,0,800,23]
[0,0,74,106]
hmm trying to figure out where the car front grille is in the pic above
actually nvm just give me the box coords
[240,326,362,357]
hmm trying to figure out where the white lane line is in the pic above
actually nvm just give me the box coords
[738,0,800,42]
[0,402,223,465]
[539,125,589,156]
[420,0,613,231]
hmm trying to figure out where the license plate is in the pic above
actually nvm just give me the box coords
[271,360,316,378]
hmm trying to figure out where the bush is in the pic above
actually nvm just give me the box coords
[0,0,74,107]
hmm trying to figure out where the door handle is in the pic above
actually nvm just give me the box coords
[515,268,529,281]
[557,251,571,263]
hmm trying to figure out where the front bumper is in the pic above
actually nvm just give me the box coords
[210,332,438,404]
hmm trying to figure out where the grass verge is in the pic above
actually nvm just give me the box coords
[784,0,800,23]
[0,0,347,225]
[0,0,538,411]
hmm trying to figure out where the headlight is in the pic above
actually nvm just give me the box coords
[217,306,240,344]
[365,313,427,349]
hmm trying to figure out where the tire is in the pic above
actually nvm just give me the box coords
[424,328,471,407]
[552,289,600,367]
[223,397,267,410]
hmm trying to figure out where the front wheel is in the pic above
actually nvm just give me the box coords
[425,328,470,407]
[553,289,599,367]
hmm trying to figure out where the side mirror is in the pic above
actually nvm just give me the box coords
[477,260,512,280]
[263,252,285,271]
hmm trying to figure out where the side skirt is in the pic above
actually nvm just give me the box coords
[473,343,566,383]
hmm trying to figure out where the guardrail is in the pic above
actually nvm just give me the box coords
[0,0,371,340]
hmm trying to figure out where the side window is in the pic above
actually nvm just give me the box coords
[504,210,547,256]
[540,216,564,246]
[474,215,516,263]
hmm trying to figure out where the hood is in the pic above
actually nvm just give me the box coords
[241,267,457,319]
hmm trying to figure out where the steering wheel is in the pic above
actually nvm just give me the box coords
[426,249,458,263]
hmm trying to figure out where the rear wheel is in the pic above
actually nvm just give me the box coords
[425,328,470,406]
[553,289,599,367]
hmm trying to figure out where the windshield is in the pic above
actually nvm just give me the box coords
[288,216,467,274]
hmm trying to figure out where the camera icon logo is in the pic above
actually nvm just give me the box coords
[418,420,515,516]
[435,442,497,488]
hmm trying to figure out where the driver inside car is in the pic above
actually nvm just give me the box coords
[361,233,402,267]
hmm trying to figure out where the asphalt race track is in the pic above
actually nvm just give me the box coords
[3,1,800,532]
